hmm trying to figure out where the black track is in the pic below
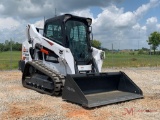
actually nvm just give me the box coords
[22,61,65,96]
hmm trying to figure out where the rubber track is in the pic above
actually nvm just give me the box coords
[22,60,65,96]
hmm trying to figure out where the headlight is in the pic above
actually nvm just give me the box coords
[100,51,105,60]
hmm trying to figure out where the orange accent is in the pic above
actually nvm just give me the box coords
[23,48,27,52]
[22,47,26,60]
[22,57,26,60]
[40,48,49,55]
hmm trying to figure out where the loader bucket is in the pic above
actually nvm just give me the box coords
[62,72,143,108]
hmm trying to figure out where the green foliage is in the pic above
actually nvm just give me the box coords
[0,40,21,52]
[138,49,144,55]
[129,52,135,55]
[142,47,149,51]
[147,31,160,54]
[91,39,101,49]
[101,47,109,51]
[0,43,4,51]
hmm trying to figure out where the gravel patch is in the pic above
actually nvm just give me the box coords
[0,69,159,120]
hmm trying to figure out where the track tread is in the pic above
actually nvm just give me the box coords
[22,60,65,96]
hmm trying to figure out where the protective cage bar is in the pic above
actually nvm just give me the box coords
[62,72,143,108]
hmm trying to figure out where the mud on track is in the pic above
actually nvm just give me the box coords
[0,69,159,120]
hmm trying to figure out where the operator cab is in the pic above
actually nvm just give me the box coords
[44,14,93,65]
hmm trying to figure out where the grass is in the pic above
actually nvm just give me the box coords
[1,51,160,70]
[103,52,160,68]
[0,51,21,70]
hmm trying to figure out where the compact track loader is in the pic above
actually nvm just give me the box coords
[19,14,143,108]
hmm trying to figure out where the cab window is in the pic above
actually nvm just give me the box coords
[45,21,63,45]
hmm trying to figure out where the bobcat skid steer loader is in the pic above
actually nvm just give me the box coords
[19,14,143,108]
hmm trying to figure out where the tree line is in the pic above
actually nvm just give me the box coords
[0,40,22,51]
[1,32,159,54]
[147,31,160,54]
[92,31,160,55]
[0,39,101,52]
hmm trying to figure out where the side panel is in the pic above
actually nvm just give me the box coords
[25,24,75,75]
[92,47,105,72]
[63,48,75,74]
[22,40,32,63]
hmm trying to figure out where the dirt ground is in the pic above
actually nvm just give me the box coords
[0,68,159,120]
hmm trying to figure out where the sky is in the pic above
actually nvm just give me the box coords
[0,0,160,50]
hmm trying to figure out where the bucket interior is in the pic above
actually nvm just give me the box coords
[72,73,123,95]
[70,72,143,107]
[62,72,143,107]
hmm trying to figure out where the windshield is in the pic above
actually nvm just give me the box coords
[65,20,91,63]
